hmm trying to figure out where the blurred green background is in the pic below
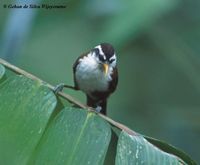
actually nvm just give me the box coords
[1,0,200,163]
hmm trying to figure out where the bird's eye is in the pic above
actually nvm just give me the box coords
[99,54,106,62]
[93,48,99,56]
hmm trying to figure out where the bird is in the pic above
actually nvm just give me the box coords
[54,43,118,115]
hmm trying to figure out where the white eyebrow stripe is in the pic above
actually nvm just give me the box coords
[95,45,104,55]
[95,45,106,60]
[110,54,116,60]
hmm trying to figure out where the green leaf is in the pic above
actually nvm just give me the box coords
[0,61,196,164]
[116,131,186,165]
[0,75,56,165]
[145,136,196,165]
[30,108,111,165]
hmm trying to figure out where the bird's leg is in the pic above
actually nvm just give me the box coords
[53,83,77,93]
[87,95,102,113]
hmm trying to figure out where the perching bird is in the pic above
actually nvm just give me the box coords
[54,43,118,115]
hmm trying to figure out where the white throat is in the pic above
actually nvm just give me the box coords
[75,53,113,95]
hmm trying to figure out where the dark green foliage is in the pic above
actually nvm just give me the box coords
[116,131,185,165]
[0,61,196,164]
[30,108,111,165]
[0,73,56,164]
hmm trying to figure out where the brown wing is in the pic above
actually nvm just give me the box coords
[73,53,88,90]
[109,67,118,93]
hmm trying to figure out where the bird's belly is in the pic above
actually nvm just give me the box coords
[75,67,109,94]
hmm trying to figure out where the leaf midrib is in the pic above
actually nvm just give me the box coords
[67,112,92,164]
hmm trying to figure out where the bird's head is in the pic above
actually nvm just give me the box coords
[91,43,117,75]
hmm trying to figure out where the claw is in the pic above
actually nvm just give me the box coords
[53,83,65,94]
[95,106,102,113]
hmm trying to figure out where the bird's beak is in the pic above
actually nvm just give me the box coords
[103,63,109,75]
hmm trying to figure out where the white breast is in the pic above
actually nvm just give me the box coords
[75,54,112,95]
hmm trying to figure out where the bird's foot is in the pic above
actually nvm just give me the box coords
[95,106,102,113]
[54,83,77,94]
[53,83,65,94]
